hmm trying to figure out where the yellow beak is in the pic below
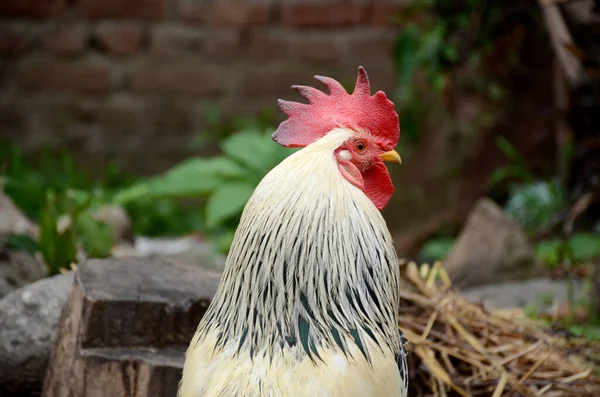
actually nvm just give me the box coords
[378,149,402,164]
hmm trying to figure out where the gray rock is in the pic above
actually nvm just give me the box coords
[444,197,538,288]
[93,204,134,244]
[0,250,48,298]
[0,192,37,238]
[0,272,74,397]
[462,277,585,310]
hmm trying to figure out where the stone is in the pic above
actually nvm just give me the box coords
[93,205,134,244]
[0,272,74,397]
[443,197,538,288]
[0,193,37,238]
[130,235,226,273]
[462,277,585,310]
[0,249,47,298]
[43,258,220,397]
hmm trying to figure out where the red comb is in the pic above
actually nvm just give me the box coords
[272,66,399,151]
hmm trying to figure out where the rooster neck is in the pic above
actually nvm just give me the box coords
[198,129,402,365]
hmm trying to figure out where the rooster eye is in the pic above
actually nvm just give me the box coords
[354,140,367,153]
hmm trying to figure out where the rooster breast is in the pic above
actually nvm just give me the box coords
[180,129,407,397]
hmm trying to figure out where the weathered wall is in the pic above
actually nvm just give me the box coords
[0,0,406,174]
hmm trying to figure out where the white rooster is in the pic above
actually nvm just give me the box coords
[180,66,408,397]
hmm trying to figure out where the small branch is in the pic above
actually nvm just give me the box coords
[538,0,584,86]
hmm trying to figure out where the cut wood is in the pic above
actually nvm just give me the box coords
[43,258,220,397]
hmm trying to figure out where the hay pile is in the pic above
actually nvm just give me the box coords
[399,260,600,396]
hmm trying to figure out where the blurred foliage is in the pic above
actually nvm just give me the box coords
[0,233,38,255]
[393,0,506,145]
[38,191,78,275]
[536,233,600,269]
[488,136,535,187]
[505,180,564,234]
[115,128,295,253]
[1,115,290,261]
[37,190,112,275]
[418,237,455,261]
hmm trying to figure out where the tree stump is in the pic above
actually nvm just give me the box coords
[43,258,220,397]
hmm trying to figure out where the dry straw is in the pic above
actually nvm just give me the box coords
[399,260,600,396]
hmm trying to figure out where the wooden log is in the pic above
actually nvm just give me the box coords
[43,258,220,397]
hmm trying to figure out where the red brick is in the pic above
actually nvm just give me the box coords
[0,0,67,19]
[282,2,366,27]
[0,25,29,55]
[348,30,397,61]
[19,60,111,93]
[293,34,342,65]
[131,62,227,95]
[94,24,143,55]
[246,28,290,59]
[78,0,168,20]
[212,1,271,26]
[199,28,240,60]
[44,25,88,55]
[239,62,320,95]
[178,0,211,23]
[370,1,410,26]
[150,25,200,57]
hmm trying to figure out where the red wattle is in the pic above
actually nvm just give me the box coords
[337,160,364,191]
[361,160,394,210]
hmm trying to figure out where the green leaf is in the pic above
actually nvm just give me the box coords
[1,233,38,254]
[113,157,248,204]
[567,233,600,262]
[487,166,513,188]
[221,129,291,176]
[205,182,255,228]
[419,237,455,260]
[568,325,600,341]
[505,180,564,233]
[394,24,419,102]
[77,213,113,259]
[38,191,77,275]
[535,239,562,268]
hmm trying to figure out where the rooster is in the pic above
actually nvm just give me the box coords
[180,66,408,397]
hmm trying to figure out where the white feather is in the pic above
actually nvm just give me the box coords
[180,128,407,397]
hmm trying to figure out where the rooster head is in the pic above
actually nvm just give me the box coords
[273,66,401,210]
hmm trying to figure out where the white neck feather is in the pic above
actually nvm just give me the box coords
[197,128,401,364]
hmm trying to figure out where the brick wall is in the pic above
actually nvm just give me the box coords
[0,0,407,174]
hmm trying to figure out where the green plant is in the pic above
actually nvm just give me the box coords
[38,191,79,275]
[37,190,113,275]
[488,136,536,188]
[393,0,505,145]
[536,233,600,268]
[419,237,455,260]
[114,128,296,253]
[505,180,565,234]
[0,141,93,220]
[0,233,38,255]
